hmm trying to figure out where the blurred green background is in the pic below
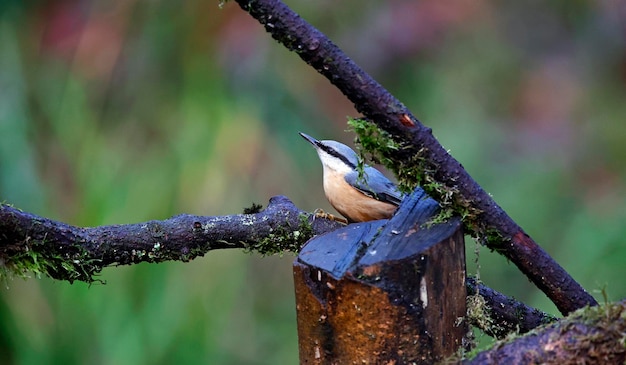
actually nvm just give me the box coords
[1,0,625,363]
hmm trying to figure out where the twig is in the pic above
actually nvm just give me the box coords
[233,0,597,314]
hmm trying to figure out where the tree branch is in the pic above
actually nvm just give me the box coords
[233,0,597,314]
[0,196,343,283]
[463,300,626,364]
[1,200,556,338]
[466,276,557,338]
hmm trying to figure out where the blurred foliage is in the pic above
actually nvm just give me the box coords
[0,0,625,363]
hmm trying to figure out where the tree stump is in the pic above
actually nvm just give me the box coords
[294,190,466,364]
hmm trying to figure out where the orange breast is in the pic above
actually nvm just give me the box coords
[323,170,398,222]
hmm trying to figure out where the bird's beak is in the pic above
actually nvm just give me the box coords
[299,132,319,147]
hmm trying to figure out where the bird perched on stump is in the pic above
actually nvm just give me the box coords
[300,132,404,223]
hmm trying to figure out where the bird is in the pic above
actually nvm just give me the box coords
[299,132,404,223]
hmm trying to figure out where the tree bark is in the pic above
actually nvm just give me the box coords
[466,276,557,338]
[294,190,467,364]
[464,300,626,364]
[0,197,343,283]
[2,201,555,344]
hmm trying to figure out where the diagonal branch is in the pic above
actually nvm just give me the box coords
[0,196,342,283]
[234,0,597,314]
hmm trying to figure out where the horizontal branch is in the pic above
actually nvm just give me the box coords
[234,0,597,314]
[0,196,343,283]
[1,199,555,339]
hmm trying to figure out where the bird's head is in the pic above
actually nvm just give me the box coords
[299,132,359,175]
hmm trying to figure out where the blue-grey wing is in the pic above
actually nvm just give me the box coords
[344,167,404,206]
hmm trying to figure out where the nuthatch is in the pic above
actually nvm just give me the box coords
[300,132,404,223]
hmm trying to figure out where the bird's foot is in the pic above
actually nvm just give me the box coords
[313,209,348,225]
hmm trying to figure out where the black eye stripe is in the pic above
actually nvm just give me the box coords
[318,142,356,169]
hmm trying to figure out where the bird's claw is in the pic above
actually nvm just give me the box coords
[313,209,348,225]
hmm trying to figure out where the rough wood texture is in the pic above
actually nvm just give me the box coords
[464,300,626,364]
[0,196,343,282]
[466,276,557,338]
[294,190,466,364]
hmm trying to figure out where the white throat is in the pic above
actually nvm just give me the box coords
[316,149,353,175]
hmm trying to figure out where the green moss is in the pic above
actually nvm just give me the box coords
[425,207,455,227]
[347,117,505,248]
[246,213,313,256]
[347,117,401,182]
[243,202,263,214]
[466,291,501,338]
[0,238,102,284]
[461,295,626,362]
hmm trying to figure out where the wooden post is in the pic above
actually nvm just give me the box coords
[294,190,466,364]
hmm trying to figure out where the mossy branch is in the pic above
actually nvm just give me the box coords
[1,200,558,338]
[233,0,597,315]
[466,276,557,339]
[0,197,342,283]
[462,300,626,364]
